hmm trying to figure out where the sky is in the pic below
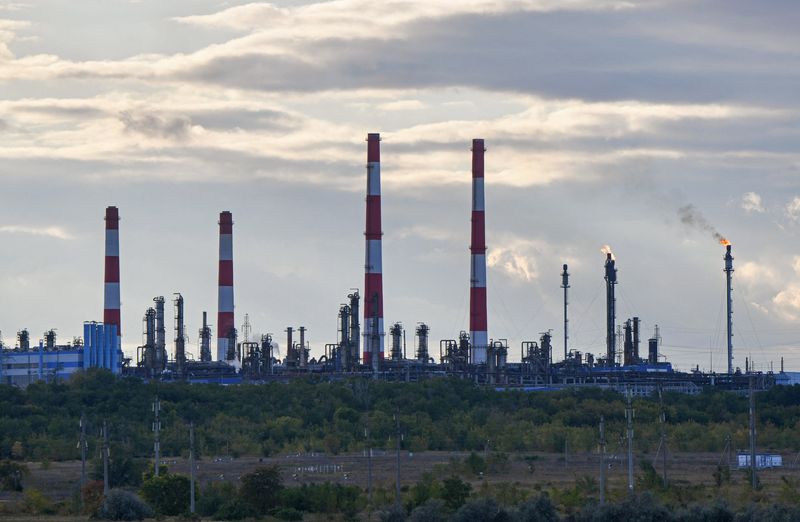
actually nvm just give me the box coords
[0,0,798,372]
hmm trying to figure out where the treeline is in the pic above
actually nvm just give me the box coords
[1,370,800,460]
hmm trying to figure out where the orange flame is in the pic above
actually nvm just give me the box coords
[719,238,731,246]
[600,244,615,260]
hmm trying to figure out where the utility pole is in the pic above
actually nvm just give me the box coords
[153,397,161,477]
[749,375,757,490]
[394,410,401,506]
[102,420,109,495]
[79,413,87,488]
[626,388,634,492]
[189,422,196,514]
[599,416,606,505]
[365,423,372,505]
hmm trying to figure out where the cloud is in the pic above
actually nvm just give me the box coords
[786,197,800,222]
[740,191,765,214]
[0,225,74,239]
[378,99,426,111]
[487,237,550,282]
[773,285,800,322]
[118,111,193,140]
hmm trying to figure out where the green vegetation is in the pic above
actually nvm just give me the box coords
[2,371,800,518]
[2,370,800,461]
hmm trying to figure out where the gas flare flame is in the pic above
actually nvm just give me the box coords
[600,245,615,260]
[719,238,731,246]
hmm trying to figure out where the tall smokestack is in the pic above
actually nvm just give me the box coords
[363,133,384,368]
[470,139,488,364]
[217,211,234,362]
[103,206,121,343]
[724,244,734,374]
[604,253,617,366]
[561,264,569,361]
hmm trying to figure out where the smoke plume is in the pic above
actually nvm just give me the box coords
[677,204,728,244]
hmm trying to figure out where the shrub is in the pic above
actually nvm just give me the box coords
[441,476,472,511]
[274,506,304,521]
[214,499,257,521]
[517,494,559,522]
[196,481,237,517]
[140,472,191,515]
[96,489,153,521]
[22,488,54,515]
[81,480,105,515]
[452,498,512,522]
[409,499,448,522]
[379,503,406,522]
[239,465,284,514]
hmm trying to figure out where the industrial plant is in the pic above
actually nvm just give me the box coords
[0,134,777,394]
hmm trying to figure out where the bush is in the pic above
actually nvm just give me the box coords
[140,472,191,515]
[517,494,559,522]
[239,465,284,515]
[274,506,304,521]
[379,503,406,522]
[214,499,257,521]
[0,460,28,491]
[675,501,734,522]
[196,481,237,517]
[576,493,670,522]
[96,489,153,521]
[409,499,448,522]
[81,480,105,516]
[22,488,54,515]
[452,498,512,522]
[441,476,472,511]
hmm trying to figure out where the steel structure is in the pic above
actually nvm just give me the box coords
[724,244,734,374]
[604,253,617,366]
[174,294,186,374]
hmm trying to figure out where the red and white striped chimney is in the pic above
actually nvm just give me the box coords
[363,133,384,367]
[104,206,122,342]
[470,139,488,364]
[217,211,235,362]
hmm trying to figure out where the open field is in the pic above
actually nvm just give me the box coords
[3,449,798,503]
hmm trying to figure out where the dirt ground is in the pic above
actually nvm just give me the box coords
[5,450,799,502]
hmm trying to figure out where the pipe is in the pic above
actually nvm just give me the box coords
[217,211,235,362]
[470,139,488,364]
[363,133,384,367]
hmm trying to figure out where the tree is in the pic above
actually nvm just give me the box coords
[140,472,191,516]
[409,499,448,522]
[452,498,512,522]
[517,494,559,522]
[0,460,28,491]
[97,489,153,521]
[239,465,284,515]
[441,476,472,511]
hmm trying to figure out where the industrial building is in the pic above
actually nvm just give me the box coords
[0,325,122,387]
[0,133,779,393]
